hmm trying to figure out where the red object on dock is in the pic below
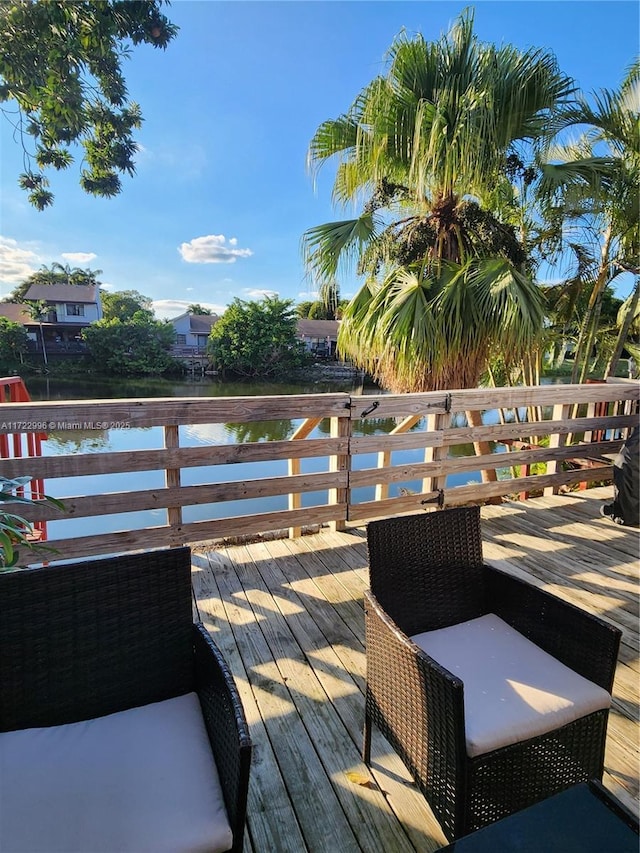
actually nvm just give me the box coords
[0,377,48,541]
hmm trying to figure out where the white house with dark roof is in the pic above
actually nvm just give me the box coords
[168,312,219,353]
[296,319,340,358]
[0,284,103,355]
[23,283,103,326]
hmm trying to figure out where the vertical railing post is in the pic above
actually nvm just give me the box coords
[466,409,497,483]
[164,425,182,532]
[422,412,449,498]
[583,400,597,444]
[288,417,323,539]
[544,403,571,496]
[329,413,351,532]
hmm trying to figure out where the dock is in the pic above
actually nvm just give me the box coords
[191,486,639,852]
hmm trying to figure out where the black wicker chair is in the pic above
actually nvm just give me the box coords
[363,506,621,842]
[0,547,251,853]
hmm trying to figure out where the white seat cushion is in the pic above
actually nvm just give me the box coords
[0,692,233,853]
[411,613,612,758]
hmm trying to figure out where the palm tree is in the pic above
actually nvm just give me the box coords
[23,300,49,365]
[6,263,102,301]
[537,60,639,381]
[187,304,212,315]
[50,262,103,287]
[303,10,575,393]
[606,282,640,377]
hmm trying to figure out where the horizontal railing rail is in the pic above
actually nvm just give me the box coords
[0,382,637,564]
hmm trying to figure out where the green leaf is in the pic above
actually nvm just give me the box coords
[302,215,378,282]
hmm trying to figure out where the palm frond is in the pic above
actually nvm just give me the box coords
[302,214,379,283]
[537,156,617,206]
[308,115,359,169]
[332,161,370,207]
[463,258,545,361]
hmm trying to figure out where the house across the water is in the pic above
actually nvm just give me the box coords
[167,312,219,355]
[0,284,103,356]
[296,319,339,359]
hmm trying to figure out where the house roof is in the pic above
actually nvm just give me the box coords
[189,314,218,333]
[0,303,31,324]
[167,312,219,332]
[296,319,340,340]
[24,283,100,303]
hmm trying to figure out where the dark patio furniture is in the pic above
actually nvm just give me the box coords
[0,547,251,853]
[363,506,621,842]
[437,780,639,852]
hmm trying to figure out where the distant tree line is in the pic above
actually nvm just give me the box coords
[0,273,179,376]
[0,270,313,379]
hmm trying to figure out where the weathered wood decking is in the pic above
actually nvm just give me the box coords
[191,486,639,853]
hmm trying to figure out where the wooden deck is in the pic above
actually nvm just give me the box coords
[191,486,639,853]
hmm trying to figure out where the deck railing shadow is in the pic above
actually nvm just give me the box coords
[192,549,448,852]
[481,502,638,639]
[190,492,638,850]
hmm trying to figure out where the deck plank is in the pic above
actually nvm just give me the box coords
[265,534,448,851]
[239,538,428,853]
[194,486,639,851]
[218,546,361,853]
[191,552,305,853]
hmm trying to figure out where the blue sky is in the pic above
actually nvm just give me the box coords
[1,1,638,318]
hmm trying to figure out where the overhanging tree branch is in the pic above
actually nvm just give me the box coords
[0,0,178,208]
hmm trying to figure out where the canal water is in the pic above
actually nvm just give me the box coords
[20,374,493,539]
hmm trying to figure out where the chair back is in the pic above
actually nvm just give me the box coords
[0,547,194,731]
[367,507,485,635]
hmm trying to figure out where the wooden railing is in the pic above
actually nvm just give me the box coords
[0,381,637,564]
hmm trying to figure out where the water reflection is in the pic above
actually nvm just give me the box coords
[44,429,110,453]
[225,420,295,443]
[182,422,232,445]
[317,415,404,436]
[25,375,359,401]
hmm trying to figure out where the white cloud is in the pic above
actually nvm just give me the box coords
[179,235,253,264]
[243,288,278,300]
[152,299,226,320]
[61,252,97,264]
[0,236,40,287]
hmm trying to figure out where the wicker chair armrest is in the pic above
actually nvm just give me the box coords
[484,565,621,692]
[364,591,467,839]
[193,624,251,853]
[365,589,466,689]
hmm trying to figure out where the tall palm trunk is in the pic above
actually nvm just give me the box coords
[38,322,48,365]
[571,226,612,383]
[465,409,497,483]
[605,278,640,378]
